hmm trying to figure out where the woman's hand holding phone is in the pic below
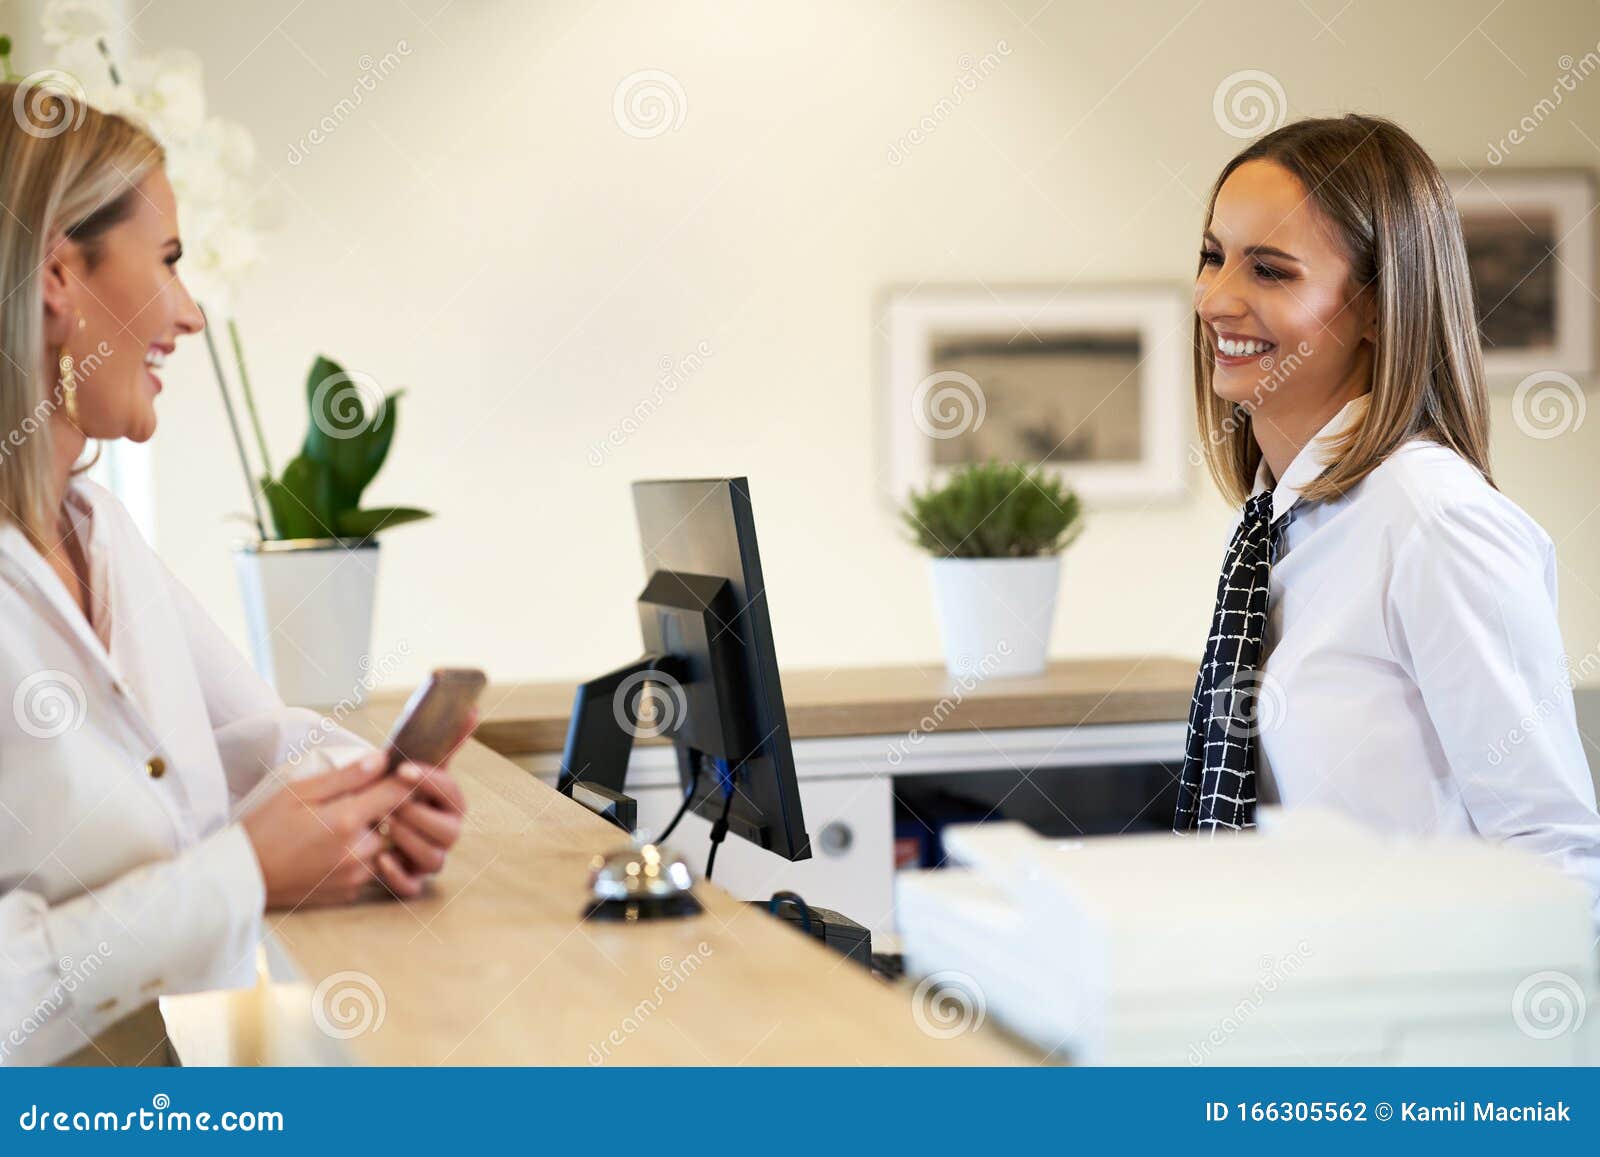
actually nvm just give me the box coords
[242,749,420,909]
[244,672,481,908]
[372,707,477,898]
[367,668,485,897]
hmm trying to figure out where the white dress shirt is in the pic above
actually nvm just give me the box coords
[1242,392,1600,925]
[0,477,371,1066]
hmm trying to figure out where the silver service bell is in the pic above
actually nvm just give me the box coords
[584,841,703,921]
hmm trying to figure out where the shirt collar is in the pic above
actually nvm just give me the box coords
[1250,392,1371,523]
[0,476,101,563]
[0,475,112,665]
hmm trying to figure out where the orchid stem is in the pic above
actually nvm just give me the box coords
[96,38,120,87]
[200,304,267,541]
[227,318,273,480]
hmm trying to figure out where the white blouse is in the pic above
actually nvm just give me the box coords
[0,477,370,1066]
[1245,393,1600,925]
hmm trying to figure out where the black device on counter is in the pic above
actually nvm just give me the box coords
[559,477,810,869]
[749,892,873,969]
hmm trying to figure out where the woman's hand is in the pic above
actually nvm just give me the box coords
[241,750,417,910]
[372,708,477,899]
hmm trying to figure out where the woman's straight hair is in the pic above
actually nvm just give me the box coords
[0,82,164,551]
[1193,113,1493,506]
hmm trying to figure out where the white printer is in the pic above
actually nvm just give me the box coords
[896,807,1600,1065]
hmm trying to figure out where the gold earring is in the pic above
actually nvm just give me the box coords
[59,312,85,425]
[59,351,78,425]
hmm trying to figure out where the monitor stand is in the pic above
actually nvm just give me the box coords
[568,781,637,832]
[557,653,685,826]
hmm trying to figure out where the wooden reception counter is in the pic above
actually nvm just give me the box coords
[159,698,1036,1066]
[151,657,1193,1066]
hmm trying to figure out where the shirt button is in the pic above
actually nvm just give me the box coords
[145,756,166,779]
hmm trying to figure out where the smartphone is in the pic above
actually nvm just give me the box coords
[386,668,487,772]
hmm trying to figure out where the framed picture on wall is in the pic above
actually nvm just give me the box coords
[1444,168,1595,379]
[879,285,1190,507]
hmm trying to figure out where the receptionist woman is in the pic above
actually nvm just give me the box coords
[0,86,470,1066]
[1174,113,1600,926]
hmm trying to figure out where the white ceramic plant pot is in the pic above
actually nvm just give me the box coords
[928,555,1061,678]
[233,538,380,708]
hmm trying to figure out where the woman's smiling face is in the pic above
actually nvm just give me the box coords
[1194,159,1376,417]
[52,167,204,444]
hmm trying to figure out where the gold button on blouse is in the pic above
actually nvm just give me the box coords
[145,756,166,779]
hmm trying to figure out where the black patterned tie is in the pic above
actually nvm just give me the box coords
[1173,489,1296,834]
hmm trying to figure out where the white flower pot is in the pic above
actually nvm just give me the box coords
[928,555,1061,678]
[233,538,380,708]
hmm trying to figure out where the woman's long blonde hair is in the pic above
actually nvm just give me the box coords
[0,81,164,551]
[1194,113,1493,506]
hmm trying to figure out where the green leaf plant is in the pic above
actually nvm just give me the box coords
[245,345,432,543]
[902,461,1084,560]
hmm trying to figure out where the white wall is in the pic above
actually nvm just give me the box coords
[117,0,1600,693]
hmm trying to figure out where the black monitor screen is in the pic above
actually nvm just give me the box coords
[632,477,810,862]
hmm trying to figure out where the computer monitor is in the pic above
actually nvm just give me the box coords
[558,477,811,865]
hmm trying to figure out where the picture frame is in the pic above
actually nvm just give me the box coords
[1444,168,1596,380]
[879,285,1191,507]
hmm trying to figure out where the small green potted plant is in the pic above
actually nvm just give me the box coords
[229,347,431,707]
[902,461,1084,678]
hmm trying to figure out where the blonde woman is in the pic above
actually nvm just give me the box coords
[0,86,469,1066]
[1175,114,1600,922]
